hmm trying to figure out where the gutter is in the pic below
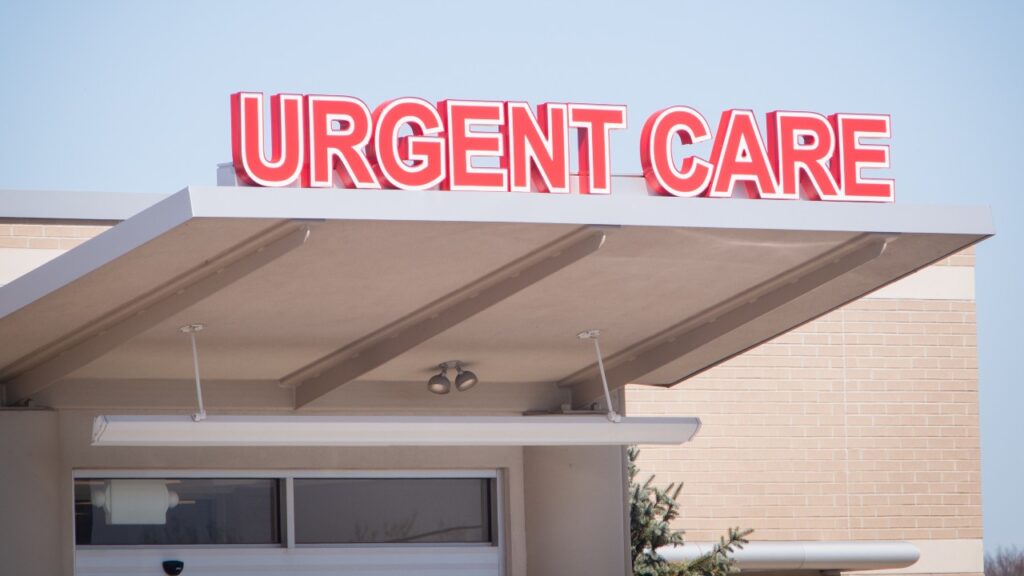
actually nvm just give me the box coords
[657,541,920,572]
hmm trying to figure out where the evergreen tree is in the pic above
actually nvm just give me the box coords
[628,446,753,576]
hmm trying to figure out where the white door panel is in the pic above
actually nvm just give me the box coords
[75,547,502,575]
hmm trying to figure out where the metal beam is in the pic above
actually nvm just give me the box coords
[3,223,310,404]
[289,227,607,408]
[31,377,570,414]
[562,235,887,408]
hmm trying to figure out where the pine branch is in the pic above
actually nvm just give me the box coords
[628,446,754,576]
[676,527,753,575]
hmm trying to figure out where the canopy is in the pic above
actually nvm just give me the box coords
[0,181,993,410]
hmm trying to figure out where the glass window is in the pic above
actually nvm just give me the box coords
[294,477,495,545]
[74,478,281,546]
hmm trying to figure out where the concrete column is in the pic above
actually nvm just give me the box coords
[0,409,62,576]
[523,445,630,576]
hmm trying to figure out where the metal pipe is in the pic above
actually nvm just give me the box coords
[180,324,207,422]
[657,541,920,572]
[577,330,621,422]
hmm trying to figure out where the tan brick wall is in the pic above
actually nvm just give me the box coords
[0,223,110,249]
[627,253,981,545]
[934,247,975,267]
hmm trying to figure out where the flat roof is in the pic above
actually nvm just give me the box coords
[0,182,994,410]
[0,189,167,221]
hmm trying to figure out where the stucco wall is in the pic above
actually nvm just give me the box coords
[0,410,63,576]
[524,446,630,576]
[55,410,531,576]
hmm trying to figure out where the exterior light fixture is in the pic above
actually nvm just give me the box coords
[427,366,452,394]
[428,361,477,394]
[454,363,478,392]
[91,414,703,447]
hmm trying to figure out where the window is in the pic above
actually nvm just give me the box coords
[74,473,499,549]
[293,477,496,545]
[74,478,281,546]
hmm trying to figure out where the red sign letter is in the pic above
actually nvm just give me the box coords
[709,110,781,199]
[568,104,627,195]
[766,111,841,200]
[439,100,506,191]
[369,98,446,190]
[640,106,714,197]
[231,92,305,187]
[503,102,570,193]
[306,95,379,189]
[829,113,894,202]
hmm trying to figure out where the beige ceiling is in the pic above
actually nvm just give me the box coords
[0,215,985,407]
[59,221,875,383]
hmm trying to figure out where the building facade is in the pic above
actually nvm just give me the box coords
[630,250,981,575]
[0,186,990,576]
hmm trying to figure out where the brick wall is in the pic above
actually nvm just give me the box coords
[0,223,110,249]
[627,249,981,573]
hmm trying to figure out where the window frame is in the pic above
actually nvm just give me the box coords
[71,469,503,551]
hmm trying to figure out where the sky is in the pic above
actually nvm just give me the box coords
[1,0,1022,551]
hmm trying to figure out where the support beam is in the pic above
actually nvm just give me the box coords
[561,235,887,408]
[34,378,569,414]
[2,223,310,404]
[289,227,607,408]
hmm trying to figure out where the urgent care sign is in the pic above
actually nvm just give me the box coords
[230,93,894,202]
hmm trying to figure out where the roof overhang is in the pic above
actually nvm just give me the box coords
[0,182,993,410]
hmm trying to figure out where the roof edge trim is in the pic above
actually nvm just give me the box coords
[185,186,995,237]
[0,188,195,319]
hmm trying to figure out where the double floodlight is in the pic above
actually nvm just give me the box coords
[427,361,478,394]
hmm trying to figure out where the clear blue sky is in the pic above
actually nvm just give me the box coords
[1,0,1021,550]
